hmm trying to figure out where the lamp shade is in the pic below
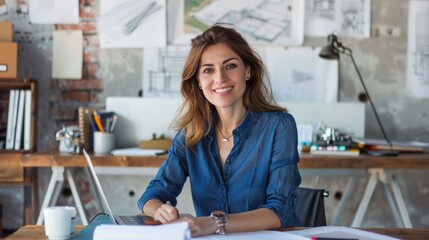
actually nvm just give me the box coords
[319,34,340,59]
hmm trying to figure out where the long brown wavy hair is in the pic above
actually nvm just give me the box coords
[173,23,286,148]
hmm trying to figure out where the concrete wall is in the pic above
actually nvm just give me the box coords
[0,0,428,230]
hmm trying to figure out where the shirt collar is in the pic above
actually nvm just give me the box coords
[207,111,260,142]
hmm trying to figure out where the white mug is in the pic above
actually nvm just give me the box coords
[44,206,77,240]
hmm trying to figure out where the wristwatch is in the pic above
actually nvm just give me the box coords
[210,211,228,235]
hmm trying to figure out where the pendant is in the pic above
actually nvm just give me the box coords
[222,138,229,142]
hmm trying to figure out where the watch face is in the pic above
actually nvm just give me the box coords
[211,211,225,219]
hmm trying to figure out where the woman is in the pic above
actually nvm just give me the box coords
[138,23,301,237]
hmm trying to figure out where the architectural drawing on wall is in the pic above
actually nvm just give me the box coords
[340,0,366,36]
[304,0,370,38]
[29,0,79,24]
[168,0,304,46]
[262,47,338,102]
[143,46,190,98]
[99,0,166,48]
[407,0,429,98]
[306,0,335,20]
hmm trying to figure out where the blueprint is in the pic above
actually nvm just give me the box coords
[168,0,305,46]
[304,0,371,38]
[407,0,429,98]
[142,46,190,98]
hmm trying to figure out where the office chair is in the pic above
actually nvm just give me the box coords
[295,187,329,227]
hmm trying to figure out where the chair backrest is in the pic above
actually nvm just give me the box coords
[295,187,328,227]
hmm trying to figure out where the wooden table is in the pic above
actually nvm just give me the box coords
[6,225,429,239]
[21,151,429,227]
[21,151,429,169]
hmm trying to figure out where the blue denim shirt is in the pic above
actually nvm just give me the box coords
[137,111,302,227]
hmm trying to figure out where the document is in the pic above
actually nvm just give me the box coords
[110,147,167,156]
[289,226,399,240]
[194,231,309,240]
[93,222,190,240]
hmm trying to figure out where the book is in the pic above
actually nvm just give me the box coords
[23,90,32,150]
[78,106,98,150]
[14,89,25,150]
[5,89,16,149]
[352,137,426,153]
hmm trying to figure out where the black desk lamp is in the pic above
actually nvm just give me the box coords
[319,34,398,156]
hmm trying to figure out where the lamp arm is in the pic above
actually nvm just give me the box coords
[346,52,394,150]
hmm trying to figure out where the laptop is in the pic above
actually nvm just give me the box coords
[83,149,161,225]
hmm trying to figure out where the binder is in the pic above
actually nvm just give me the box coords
[5,89,16,149]
[14,90,25,150]
[23,90,32,150]
[78,106,98,150]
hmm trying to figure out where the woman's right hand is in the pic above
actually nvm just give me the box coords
[153,201,179,223]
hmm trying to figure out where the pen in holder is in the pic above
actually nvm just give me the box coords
[91,111,117,154]
[93,131,115,154]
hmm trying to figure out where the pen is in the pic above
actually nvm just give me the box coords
[93,111,104,132]
[110,115,118,132]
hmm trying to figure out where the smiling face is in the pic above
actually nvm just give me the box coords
[198,43,250,111]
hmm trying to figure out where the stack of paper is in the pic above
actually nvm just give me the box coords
[110,147,167,156]
[93,222,190,240]
[289,226,399,240]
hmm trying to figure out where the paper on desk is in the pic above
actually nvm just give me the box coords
[93,222,190,240]
[289,226,399,240]
[110,147,167,156]
[193,231,309,240]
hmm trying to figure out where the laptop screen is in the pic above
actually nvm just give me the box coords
[83,149,117,224]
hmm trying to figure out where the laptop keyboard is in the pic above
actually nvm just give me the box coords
[118,215,146,225]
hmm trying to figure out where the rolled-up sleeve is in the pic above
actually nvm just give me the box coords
[137,132,188,211]
[258,112,301,227]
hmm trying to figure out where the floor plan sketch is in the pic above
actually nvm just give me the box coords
[262,47,338,103]
[143,46,190,98]
[407,1,429,98]
[305,0,370,38]
[169,0,304,46]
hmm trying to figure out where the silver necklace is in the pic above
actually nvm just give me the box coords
[217,125,233,142]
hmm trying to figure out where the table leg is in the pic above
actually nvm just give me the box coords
[65,169,88,225]
[389,174,412,228]
[36,167,64,225]
[331,177,357,225]
[381,182,403,227]
[51,181,64,206]
[351,169,379,227]
[84,168,104,213]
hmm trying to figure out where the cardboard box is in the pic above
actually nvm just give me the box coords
[0,42,17,78]
[0,21,13,41]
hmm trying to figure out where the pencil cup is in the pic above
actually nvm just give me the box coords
[93,131,115,154]
[44,206,76,240]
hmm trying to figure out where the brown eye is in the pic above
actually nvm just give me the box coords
[226,63,237,70]
[202,68,214,74]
